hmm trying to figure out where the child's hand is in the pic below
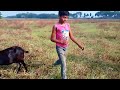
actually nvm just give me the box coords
[81,47,84,51]
[78,45,84,51]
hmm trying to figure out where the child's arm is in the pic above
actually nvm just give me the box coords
[50,26,68,44]
[69,28,84,50]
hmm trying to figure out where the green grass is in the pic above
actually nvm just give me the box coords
[0,19,120,79]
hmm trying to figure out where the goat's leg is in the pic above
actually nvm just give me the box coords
[21,60,28,72]
[17,63,22,73]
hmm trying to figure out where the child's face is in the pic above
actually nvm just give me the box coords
[59,16,69,23]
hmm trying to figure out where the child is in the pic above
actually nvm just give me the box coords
[50,11,84,79]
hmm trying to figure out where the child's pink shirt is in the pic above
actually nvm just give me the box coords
[54,22,70,48]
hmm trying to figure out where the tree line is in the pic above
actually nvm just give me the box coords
[5,12,82,19]
[95,11,120,19]
[0,11,120,19]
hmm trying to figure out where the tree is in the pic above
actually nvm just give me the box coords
[0,12,2,19]
[76,12,82,18]
[84,13,86,18]
[84,13,89,18]
[69,12,82,18]
[90,13,92,16]
[113,11,120,18]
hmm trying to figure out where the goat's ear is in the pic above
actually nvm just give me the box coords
[9,50,12,52]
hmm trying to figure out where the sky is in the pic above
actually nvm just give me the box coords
[0,11,99,17]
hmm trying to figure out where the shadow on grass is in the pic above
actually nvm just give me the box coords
[0,60,46,73]
[67,54,120,72]
[27,60,45,67]
[0,64,18,71]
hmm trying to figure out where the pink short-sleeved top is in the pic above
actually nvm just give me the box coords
[54,22,70,48]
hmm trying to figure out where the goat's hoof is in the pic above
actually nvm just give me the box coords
[16,71,20,74]
[25,70,28,73]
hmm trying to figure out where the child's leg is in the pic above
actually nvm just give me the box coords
[60,53,67,79]
[56,46,67,79]
[53,46,63,66]
[53,59,61,65]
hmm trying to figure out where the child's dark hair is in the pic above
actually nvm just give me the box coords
[58,11,69,17]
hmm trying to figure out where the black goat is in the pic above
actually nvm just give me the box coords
[0,46,28,73]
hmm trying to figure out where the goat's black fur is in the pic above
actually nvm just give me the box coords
[0,46,28,73]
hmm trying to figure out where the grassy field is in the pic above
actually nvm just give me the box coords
[0,19,120,79]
